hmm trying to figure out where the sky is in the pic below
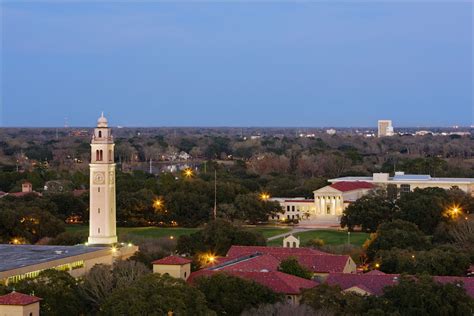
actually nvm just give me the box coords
[1,1,472,127]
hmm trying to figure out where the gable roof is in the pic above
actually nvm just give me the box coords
[0,292,42,306]
[152,255,192,265]
[227,245,328,257]
[329,181,374,192]
[188,270,317,295]
[326,273,474,298]
[225,246,351,273]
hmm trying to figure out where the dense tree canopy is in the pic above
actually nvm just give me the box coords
[176,219,266,257]
[365,220,430,260]
[194,273,282,316]
[341,190,395,232]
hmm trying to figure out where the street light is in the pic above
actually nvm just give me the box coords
[183,168,194,178]
[447,205,462,219]
[153,198,164,209]
[260,193,270,201]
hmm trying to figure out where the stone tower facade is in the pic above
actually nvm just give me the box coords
[88,113,117,245]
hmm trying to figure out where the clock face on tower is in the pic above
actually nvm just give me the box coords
[93,172,105,184]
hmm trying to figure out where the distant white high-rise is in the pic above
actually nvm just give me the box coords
[378,120,394,137]
[88,113,117,245]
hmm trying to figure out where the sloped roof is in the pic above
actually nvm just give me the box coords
[225,246,351,273]
[329,181,374,192]
[227,245,328,257]
[152,255,192,265]
[326,273,400,296]
[188,270,317,295]
[0,292,42,306]
[326,273,474,298]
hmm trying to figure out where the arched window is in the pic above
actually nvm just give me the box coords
[98,131,102,138]
[99,150,103,161]
[293,242,297,247]
[96,150,100,161]
[98,228,100,234]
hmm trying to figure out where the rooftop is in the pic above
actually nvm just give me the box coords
[331,174,474,184]
[152,255,192,265]
[0,244,108,272]
[0,291,42,306]
[188,270,317,295]
[329,181,374,192]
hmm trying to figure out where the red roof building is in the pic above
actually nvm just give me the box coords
[188,270,317,295]
[225,246,356,274]
[329,181,374,192]
[152,255,192,265]
[326,272,474,298]
[0,291,42,306]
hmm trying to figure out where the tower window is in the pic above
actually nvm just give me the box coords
[96,150,100,161]
[109,150,112,162]
[98,208,100,214]
[99,150,103,161]
[98,187,100,192]
[98,131,102,138]
[98,228,100,234]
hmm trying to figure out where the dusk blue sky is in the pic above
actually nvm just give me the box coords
[1,1,472,127]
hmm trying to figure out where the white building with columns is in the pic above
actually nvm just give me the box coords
[88,113,118,245]
[270,181,374,225]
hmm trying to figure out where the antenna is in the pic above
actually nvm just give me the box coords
[213,169,217,220]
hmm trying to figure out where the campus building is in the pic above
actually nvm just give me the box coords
[377,120,394,137]
[329,171,474,196]
[0,245,113,285]
[270,171,474,225]
[270,181,374,225]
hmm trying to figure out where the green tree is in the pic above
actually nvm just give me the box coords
[176,219,266,257]
[365,220,430,260]
[195,273,282,316]
[100,274,213,316]
[301,283,367,315]
[341,190,395,232]
[235,193,282,224]
[278,257,313,280]
[395,187,449,234]
[375,247,471,276]
[11,270,85,316]
[382,275,474,315]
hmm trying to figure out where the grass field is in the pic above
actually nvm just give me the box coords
[65,225,291,241]
[267,229,369,247]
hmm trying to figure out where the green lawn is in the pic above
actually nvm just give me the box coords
[65,225,289,241]
[267,229,369,247]
[65,225,199,241]
[247,227,292,239]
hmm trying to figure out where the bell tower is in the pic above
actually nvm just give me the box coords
[88,113,117,245]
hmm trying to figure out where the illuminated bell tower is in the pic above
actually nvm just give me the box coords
[88,113,117,245]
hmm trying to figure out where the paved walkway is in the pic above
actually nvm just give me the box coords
[266,227,308,241]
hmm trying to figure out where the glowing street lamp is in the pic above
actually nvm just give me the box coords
[447,205,462,219]
[183,168,194,178]
[153,198,164,210]
[260,193,270,201]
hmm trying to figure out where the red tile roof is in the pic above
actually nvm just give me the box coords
[188,270,317,295]
[216,254,281,272]
[225,246,351,273]
[0,292,42,306]
[271,253,351,274]
[326,273,400,296]
[330,181,374,192]
[326,273,474,298]
[227,245,328,257]
[152,255,192,265]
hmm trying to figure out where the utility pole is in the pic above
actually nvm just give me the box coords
[213,169,217,220]
[149,158,153,174]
